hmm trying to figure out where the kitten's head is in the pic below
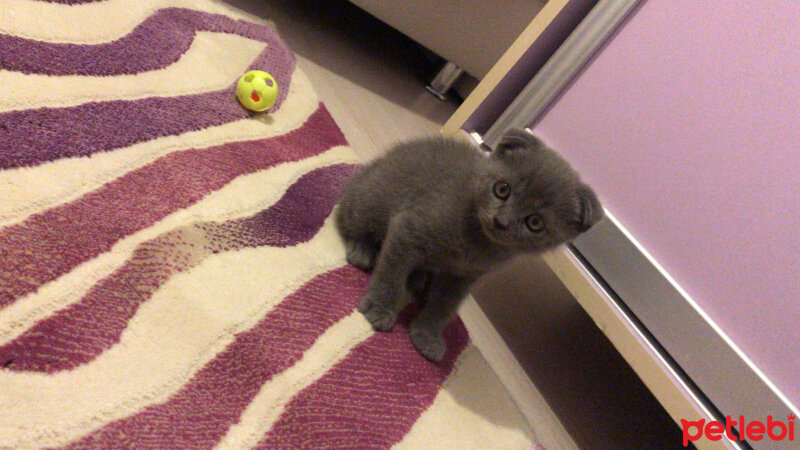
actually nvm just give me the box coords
[475,128,603,252]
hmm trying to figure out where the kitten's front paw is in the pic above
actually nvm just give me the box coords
[409,325,446,362]
[346,241,377,271]
[358,294,396,331]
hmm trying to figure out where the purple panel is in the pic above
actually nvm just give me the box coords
[532,0,800,405]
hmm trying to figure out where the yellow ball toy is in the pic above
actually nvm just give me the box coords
[236,70,278,112]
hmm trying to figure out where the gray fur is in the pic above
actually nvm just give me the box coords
[335,128,603,361]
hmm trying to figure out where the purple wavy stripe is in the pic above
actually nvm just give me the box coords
[0,105,345,309]
[0,8,278,76]
[0,163,357,372]
[0,11,295,170]
[61,266,369,449]
[256,311,470,448]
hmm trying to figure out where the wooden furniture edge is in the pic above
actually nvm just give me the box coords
[541,248,727,450]
[441,0,570,136]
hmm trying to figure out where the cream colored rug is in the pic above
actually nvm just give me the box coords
[0,0,538,447]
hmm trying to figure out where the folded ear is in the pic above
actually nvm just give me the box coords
[493,128,544,159]
[576,184,604,232]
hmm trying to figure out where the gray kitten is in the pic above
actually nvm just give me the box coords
[335,128,603,361]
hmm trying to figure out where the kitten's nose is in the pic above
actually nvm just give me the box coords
[493,217,508,230]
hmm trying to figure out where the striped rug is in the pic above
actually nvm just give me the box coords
[0,0,538,448]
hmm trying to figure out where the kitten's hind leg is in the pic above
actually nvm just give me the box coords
[409,273,472,362]
[406,269,430,302]
[358,214,419,331]
[345,238,379,271]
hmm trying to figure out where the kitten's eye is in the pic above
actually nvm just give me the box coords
[493,181,511,200]
[525,214,545,232]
